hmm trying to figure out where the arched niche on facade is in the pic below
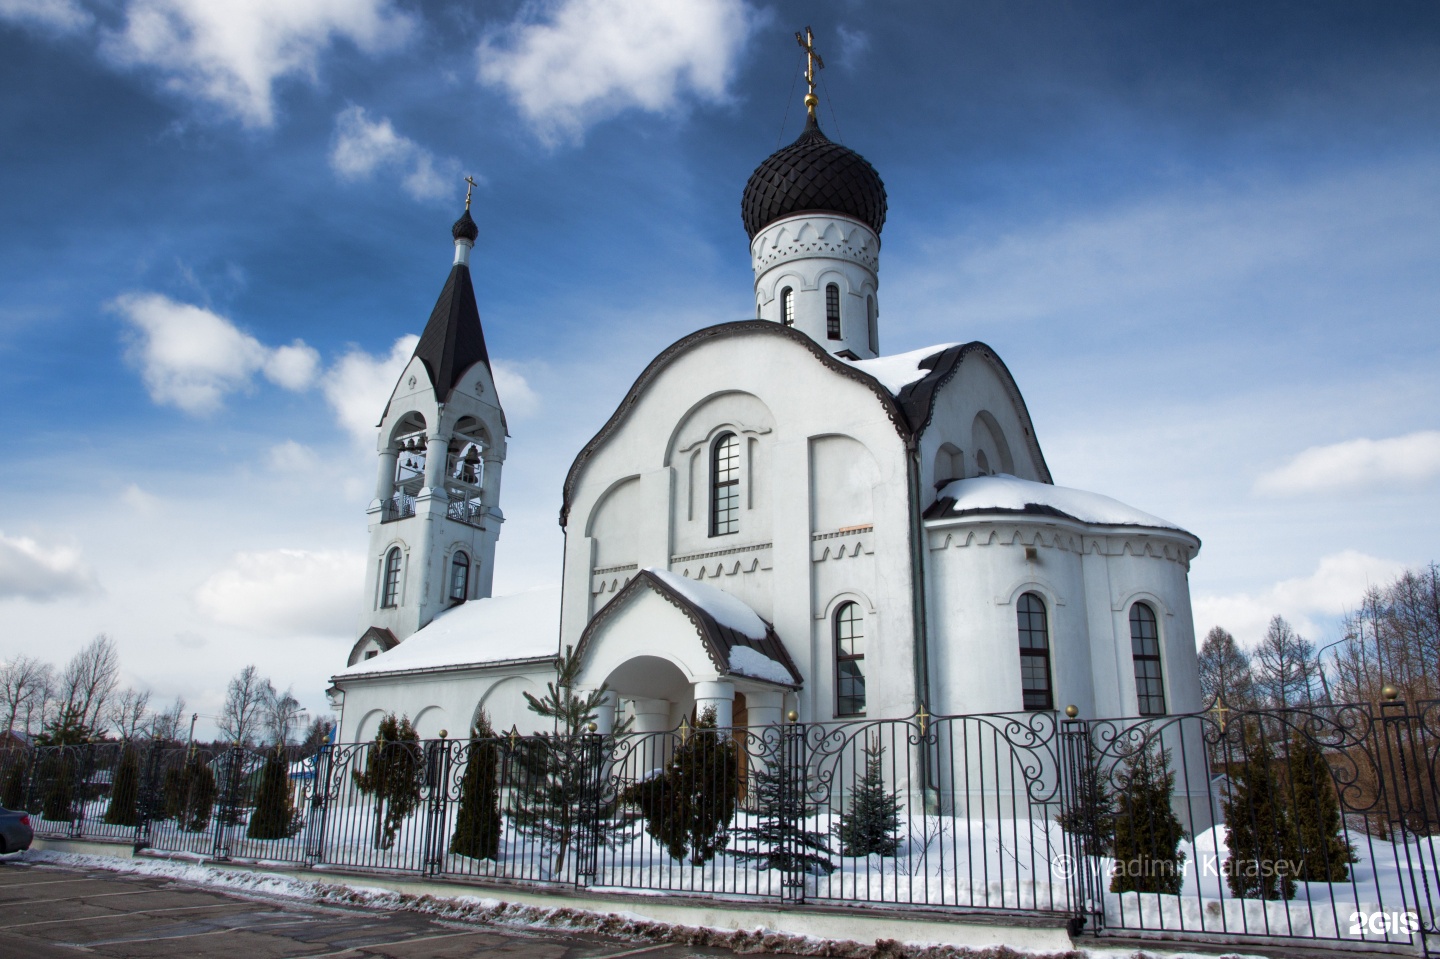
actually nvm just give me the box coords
[933,441,964,487]
[585,475,640,570]
[971,410,1014,475]
[411,705,449,739]
[809,433,880,533]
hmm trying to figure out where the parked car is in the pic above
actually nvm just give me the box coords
[0,807,33,855]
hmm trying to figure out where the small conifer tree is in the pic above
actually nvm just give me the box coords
[512,645,632,878]
[351,714,423,850]
[40,751,76,823]
[247,745,297,840]
[161,751,217,832]
[2,754,28,810]
[1224,722,1298,900]
[626,707,741,865]
[1286,731,1355,882]
[103,745,141,827]
[1056,741,1117,857]
[732,727,834,875]
[450,711,503,861]
[836,732,903,857]
[1109,743,1186,894]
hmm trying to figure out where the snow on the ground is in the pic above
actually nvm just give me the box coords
[336,586,560,676]
[728,645,793,684]
[843,344,959,394]
[934,475,1185,532]
[647,568,768,640]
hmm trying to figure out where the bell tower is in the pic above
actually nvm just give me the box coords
[349,194,508,665]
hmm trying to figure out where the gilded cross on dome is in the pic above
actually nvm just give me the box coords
[464,175,479,211]
[795,26,824,116]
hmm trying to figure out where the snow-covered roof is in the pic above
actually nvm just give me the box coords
[728,646,795,685]
[647,568,767,640]
[336,586,560,679]
[841,343,959,395]
[929,474,1191,534]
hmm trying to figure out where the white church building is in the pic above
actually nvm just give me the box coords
[330,99,1204,745]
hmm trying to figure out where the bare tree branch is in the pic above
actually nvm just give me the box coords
[218,665,271,746]
[0,655,52,737]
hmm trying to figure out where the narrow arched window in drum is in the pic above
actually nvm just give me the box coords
[1130,603,1166,716]
[1017,592,1053,710]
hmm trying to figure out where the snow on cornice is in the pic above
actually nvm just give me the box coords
[932,474,1189,534]
[840,343,959,394]
[335,586,560,678]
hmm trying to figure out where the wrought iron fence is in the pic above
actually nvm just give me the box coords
[3,699,1437,955]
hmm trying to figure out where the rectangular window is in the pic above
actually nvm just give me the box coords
[826,284,841,339]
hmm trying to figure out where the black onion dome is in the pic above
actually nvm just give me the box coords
[741,114,887,240]
[451,209,478,242]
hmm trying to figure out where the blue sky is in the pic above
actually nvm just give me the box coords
[2,0,1438,735]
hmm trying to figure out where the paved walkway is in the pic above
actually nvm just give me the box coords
[0,859,736,959]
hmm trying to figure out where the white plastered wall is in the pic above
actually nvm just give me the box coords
[563,331,918,723]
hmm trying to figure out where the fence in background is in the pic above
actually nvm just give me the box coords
[2,698,1436,954]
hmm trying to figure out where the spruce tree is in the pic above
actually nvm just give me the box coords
[1286,731,1355,882]
[836,733,902,857]
[1109,743,1186,894]
[1224,723,1297,900]
[351,714,423,850]
[511,645,632,878]
[161,751,216,832]
[39,751,76,823]
[1056,743,1117,857]
[2,754,27,810]
[103,745,141,827]
[450,711,503,861]
[247,745,296,840]
[626,708,741,865]
[731,728,834,875]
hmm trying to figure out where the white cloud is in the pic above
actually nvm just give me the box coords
[113,292,317,414]
[0,531,99,602]
[492,359,541,419]
[104,0,414,127]
[0,0,91,32]
[322,335,418,446]
[264,340,322,390]
[1255,431,1440,496]
[195,548,362,637]
[329,105,460,202]
[1193,550,1407,647]
[836,25,869,64]
[478,0,758,143]
[267,440,321,474]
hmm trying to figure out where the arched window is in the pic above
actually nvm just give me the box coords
[381,547,403,608]
[835,602,865,716]
[449,551,470,604]
[826,283,841,339]
[1130,603,1166,715]
[781,287,794,327]
[709,433,740,536]
[867,295,878,353]
[1017,592,1053,710]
